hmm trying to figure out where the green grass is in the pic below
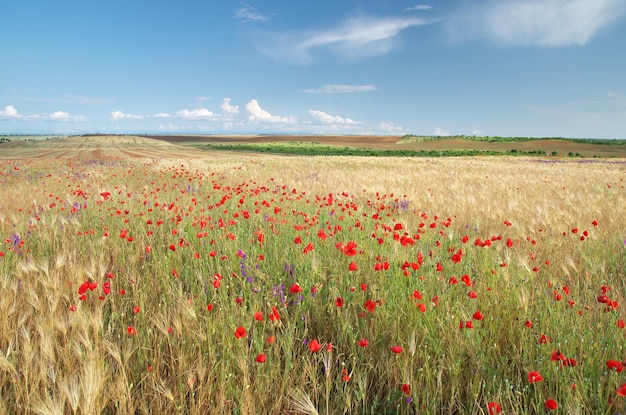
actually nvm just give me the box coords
[196,142,551,157]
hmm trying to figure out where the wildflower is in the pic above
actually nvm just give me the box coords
[255,354,267,363]
[617,383,626,397]
[253,311,264,321]
[335,297,344,307]
[401,383,411,395]
[289,283,302,294]
[487,402,502,415]
[473,310,484,320]
[528,371,543,383]
[390,345,403,354]
[234,326,246,339]
[127,326,137,336]
[358,339,369,348]
[544,399,558,410]
[309,339,322,353]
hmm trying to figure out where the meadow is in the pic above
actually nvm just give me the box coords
[0,135,625,414]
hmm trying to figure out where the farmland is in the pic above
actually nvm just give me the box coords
[0,135,625,414]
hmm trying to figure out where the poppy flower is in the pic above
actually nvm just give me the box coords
[358,339,369,348]
[348,262,358,272]
[289,283,302,294]
[255,354,267,363]
[401,383,411,395]
[253,311,264,321]
[268,306,281,322]
[617,383,626,397]
[606,360,625,372]
[364,299,377,313]
[487,402,502,414]
[528,371,543,383]
[544,399,558,410]
[127,326,137,336]
[234,326,246,339]
[473,310,484,320]
[309,339,322,353]
[335,297,344,307]
[390,345,403,354]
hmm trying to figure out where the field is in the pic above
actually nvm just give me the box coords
[0,135,625,414]
[148,134,626,158]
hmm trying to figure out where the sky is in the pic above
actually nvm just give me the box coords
[1,0,626,138]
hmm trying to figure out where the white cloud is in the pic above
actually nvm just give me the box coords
[220,98,240,115]
[447,0,626,46]
[308,110,359,125]
[175,108,218,120]
[0,105,21,119]
[472,129,484,136]
[433,127,450,136]
[245,99,295,123]
[152,112,171,118]
[235,3,269,23]
[303,84,377,94]
[258,15,428,63]
[404,5,433,11]
[46,111,86,122]
[111,110,143,120]
[379,122,405,133]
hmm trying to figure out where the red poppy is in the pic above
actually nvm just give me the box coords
[618,319,626,329]
[487,402,502,414]
[253,311,264,321]
[268,306,281,322]
[358,339,369,348]
[524,320,533,328]
[528,371,543,383]
[544,399,558,410]
[401,383,411,395]
[348,262,358,272]
[473,310,484,320]
[617,383,626,397]
[607,360,625,372]
[335,297,344,307]
[309,339,322,353]
[234,326,246,339]
[290,283,302,294]
[255,354,267,363]
[127,326,137,336]
[364,299,377,313]
[390,345,403,354]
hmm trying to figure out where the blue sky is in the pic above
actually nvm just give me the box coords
[1,0,625,138]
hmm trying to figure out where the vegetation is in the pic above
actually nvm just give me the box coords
[197,142,552,157]
[0,136,625,414]
[399,134,626,145]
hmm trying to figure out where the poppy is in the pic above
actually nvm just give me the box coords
[255,354,267,363]
[358,339,369,348]
[487,402,502,415]
[544,399,558,410]
[268,306,281,322]
[617,383,626,397]
[253,311,264,321]
[401,383,411,395]
[335,297,344,307]
[528,371,543,383]
[473,311,484,320]
[348,262,358,272]
[364,299,377,313]
[290,283,302,294]
[234,326,246,339]
[390,345,403,354]
[607,360,625,372]
[309,339,322,353]
[127,326,137,336]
